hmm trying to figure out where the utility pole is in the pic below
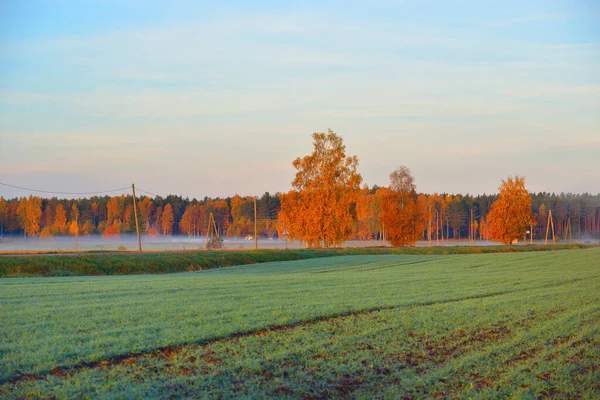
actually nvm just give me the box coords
[205,214,210,249]
[428,206,432,247]
[530,220,533,245]
[436,211,440,246]
[132,184,142,252]
[545,210,556,245]
[254,196,258,250]
[565,218,572,244]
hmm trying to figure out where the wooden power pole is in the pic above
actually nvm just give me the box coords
[564,218,573,244]
[545,210,556,245]
[530,221,533,245]
[436,211,440,246]
[428,206,432,247]
[132,184,142,252]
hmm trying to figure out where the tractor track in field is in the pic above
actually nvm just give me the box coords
[3,273,595,387]
[1,288,518,387]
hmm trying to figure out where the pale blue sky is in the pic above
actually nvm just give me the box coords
[1,0,599,198]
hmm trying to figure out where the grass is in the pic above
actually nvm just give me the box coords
[0,243,591,277]
[1,248,599,398]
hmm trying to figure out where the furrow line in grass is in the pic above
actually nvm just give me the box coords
[0,288,523,386]
[413,305,600,398]
[337,304,600,399]
[347,258,439,272]
[5,289,595,399]
[3,274,595,383]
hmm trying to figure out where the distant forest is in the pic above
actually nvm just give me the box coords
[1,190,599,241]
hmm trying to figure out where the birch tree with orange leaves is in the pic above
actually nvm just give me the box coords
[487,176,532,245]
[355,187,375,240]
[380,166,423,246]
[68,203,79,235]
[17,196,42,237]
[54,203,67,234]
[281,130,362,248]
[162,204,174,235]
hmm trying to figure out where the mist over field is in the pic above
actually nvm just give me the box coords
[0,234,282,252]
[1,234,597,253]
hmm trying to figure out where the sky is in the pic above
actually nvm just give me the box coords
[0,0,599,199]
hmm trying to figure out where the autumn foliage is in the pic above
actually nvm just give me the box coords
[280,130,362,248]
[161,204,174,235]
[1,142,598,244]
[380,166,424,246]
[487,176,532,245]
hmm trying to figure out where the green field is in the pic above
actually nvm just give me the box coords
[1,248,599,398]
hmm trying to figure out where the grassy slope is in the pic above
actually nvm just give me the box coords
[0,243,590,277]
[1,248,599,398]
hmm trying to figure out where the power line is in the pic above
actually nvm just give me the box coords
[0,181,131,196]
[136,188,158,197]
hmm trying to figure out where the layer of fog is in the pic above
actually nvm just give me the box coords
[1,234,596,252]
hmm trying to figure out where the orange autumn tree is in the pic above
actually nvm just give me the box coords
[227,195,252,237]
[162,204,174,235]
[355,186,379,240]
[281,130,362,248]
[381,166,423,246]
[68,203,79,235]
[18,196,43,237]
[487,176,532,245]
[54,203,68,234]
[278,191,306,243]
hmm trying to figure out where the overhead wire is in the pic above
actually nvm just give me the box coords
[136,188,158,197]
[0,181,131,196]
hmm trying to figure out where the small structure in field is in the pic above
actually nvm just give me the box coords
[205,212,223,249]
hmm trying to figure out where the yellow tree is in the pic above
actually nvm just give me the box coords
[227,195,251,237]
[352,187,383,240]
[180,204,202,237]
[282,130,362,248]
[487,176,532,245]
[417,193,428,240]
[162,204,174,235]
[279,191,307,244]
[480,218,491,240]
[381,166,422,246]
[17,198,27,236]
[68,203,79,236]
[138,197,154,231]
[106,197,121,225]
[54,203,67,234]
[354,187,371,240]
[18,196,42,237]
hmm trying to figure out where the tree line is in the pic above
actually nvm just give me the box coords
[0,193,281,239]
[1,188,598,243]
[279,130,600,247]
[0,132,599,244]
